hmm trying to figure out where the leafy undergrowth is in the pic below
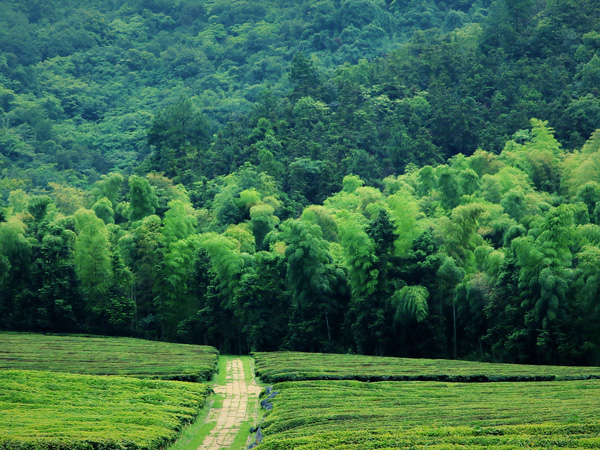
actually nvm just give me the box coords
[258,379,600,449]
[254,351,600,383]
[0,370,211,450]
[0,333,218,381]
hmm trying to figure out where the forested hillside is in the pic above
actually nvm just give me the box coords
[1,0,600,366]
[0,0,489,184]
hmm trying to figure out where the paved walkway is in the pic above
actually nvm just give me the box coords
[198,358,261,450]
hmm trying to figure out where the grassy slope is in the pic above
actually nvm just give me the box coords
[254,351,600,382]
[0,332,218,381]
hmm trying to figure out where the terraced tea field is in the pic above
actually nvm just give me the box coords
[0,333,220,450]
[257,379,600,449]
[0,332,218,381]
[253,353,600,449]
[0,369,210,450]
[254,351,600,382]
[5,336,600,450]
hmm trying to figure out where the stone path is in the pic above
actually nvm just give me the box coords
[198,358,261,450]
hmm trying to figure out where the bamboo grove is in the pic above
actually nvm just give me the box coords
[2,122,600,365]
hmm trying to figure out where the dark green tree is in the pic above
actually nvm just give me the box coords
[236,251,291,352]
[289,52,321,99]
[148,98,211,180]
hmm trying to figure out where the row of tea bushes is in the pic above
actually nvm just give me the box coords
[256,425,600,449]
[0,370,211,450]
[257,379,600,449]
[0,333,218,381]
[254,352,600,383]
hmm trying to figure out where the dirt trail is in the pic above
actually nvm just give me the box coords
[198,358,261,450]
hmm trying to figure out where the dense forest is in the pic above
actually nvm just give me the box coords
[1,0,600,365]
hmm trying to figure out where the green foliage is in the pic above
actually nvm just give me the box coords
[435,203,485,267]
[128,175,158,222]
[156,233,201,340]
[94,173,124,208]
[236,251,290,352]
[5,124,600,362]
[437,166,462,210]
[92,197,115,224]
[4,122,600,363]
[199,233,244,298]
[562,130,600,198]
[27,195,53,221]
[0,217,32,327]
[386,189,420,254]
[301,205,338,242]
[391,285,429,323]
[147,98,210,180]
[2,0,594,199]
[500,119,564,193]
[0,0,493,190]
[162,199,196,245]
[336,211,377,299]
[279,219,341,351]
[74,208,112,301]
[281,219,333,309]
[250,203,279,250]
[289,53,321,98]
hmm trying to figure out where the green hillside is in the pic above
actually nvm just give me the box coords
[1,0,600,366]
[0,0,490,183]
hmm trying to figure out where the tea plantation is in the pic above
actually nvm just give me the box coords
[0,333,218,450]
[254,353,600,449]
[254,351,600,382]
[0,332,218,381]
[0,370,210,450]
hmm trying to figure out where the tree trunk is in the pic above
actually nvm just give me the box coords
[453,300,457,359]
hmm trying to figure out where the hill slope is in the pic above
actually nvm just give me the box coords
[0,0,490,183]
